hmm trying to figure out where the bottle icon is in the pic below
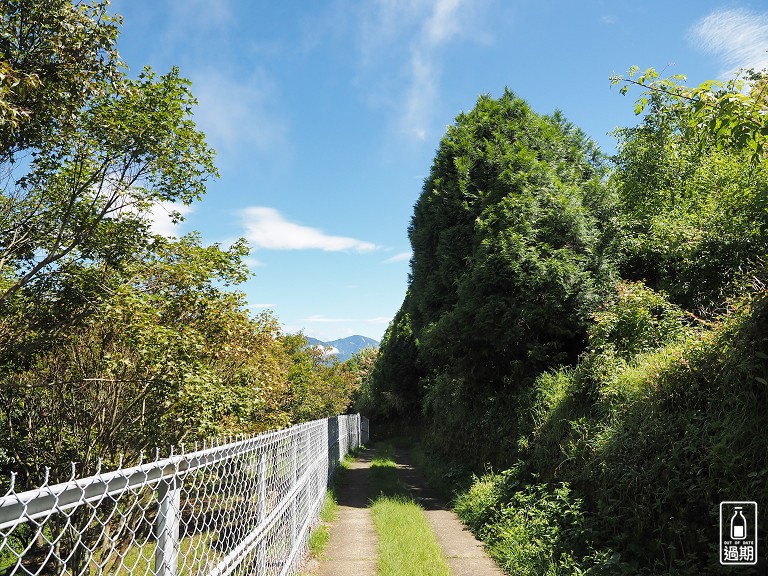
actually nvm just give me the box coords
[731,507,747,540]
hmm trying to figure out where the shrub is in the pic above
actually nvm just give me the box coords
[455,468,628,575]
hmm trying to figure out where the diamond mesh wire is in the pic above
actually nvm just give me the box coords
[0,414,368,576]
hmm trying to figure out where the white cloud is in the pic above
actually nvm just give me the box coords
[425,0,463,45]
[248,303,275,309]
[403,50,438,141]
[168,0,232,32]
[147,202,193,237]
[137,0,289,158]
[689,8,768,75]
[383,251,412,263]
[240,207,377,252]
[405,0,468,140]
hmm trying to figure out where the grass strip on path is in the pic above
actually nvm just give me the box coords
[369,442,451,576]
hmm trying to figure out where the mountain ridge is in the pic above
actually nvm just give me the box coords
[306,335,379,362]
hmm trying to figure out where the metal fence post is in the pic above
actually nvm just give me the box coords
[155,478,181,576]
[361,416,369,445]
[326,417,339,482]
[356,414,360,448]
[256,453,267,574]
[291,434,298,548]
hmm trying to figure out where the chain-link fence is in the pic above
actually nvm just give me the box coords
[0,413,368,576]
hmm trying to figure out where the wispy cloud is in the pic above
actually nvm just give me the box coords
[305,315,352,323]
[147,202,193,237]
[383,251,412,263]
[240,207,378,252]
[357,0,488,141]
[689,8,768,75]
[404,0,468,140]
[167,0,233,33]
[304,314,391,324]
[190,68,289,156]
[242,257,265,269]
[425,0,463,44]
[126,0,289,159]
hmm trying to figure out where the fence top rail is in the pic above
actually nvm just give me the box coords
[0,415,342,530]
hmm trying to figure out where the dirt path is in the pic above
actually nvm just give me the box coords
[392,446,505,576]
[308,444,504,576]
[313,450,377,576]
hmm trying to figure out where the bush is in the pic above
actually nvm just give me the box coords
[455,468,628,575]
[521,285,768,573]
[613,97,768,313]
[589,281,695,359]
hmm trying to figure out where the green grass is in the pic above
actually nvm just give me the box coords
[345,444,366,459]
[369,443,403,498]
[307,523,331,559]
[306,489,338,560]
[94,530,219,576]
[319,488,338,523]
[369,442,451,576]
[298,491,341,575]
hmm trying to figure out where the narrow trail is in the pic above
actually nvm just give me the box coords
[314,450,378,575]
[392,446,505,576]
[308,444,504,576]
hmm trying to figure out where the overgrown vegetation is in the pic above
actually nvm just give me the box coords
[365,69,768,573]
[362,90,615,465]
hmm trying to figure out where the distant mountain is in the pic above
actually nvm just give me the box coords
[306,335,380,362]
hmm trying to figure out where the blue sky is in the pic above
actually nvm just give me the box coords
[110,0,768,342]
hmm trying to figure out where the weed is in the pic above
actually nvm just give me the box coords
[307,524,330,559]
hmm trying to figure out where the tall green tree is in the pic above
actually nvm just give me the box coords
[0,0,121,153]
[363,301,420,419]
[0,0,218,373]
[0,1,360,491]
[371,90,616,466]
